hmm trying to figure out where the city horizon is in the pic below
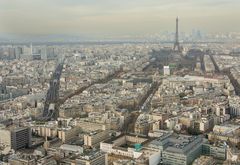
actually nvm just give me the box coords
[1,0,240,40]
[1,1,240,165]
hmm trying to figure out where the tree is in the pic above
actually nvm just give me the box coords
[179,92,186,98]
[236,142,240,150]
[187,126,201,135]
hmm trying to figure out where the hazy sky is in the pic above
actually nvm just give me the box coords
[0,0,240,38]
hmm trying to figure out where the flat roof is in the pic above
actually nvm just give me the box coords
[149,134,203,154]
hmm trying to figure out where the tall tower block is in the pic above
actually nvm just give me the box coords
[173,17,181,52]
[30,43,33,55]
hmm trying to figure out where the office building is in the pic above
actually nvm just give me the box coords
[163,66,170,76]
[208,124,240,144]
[202,143,227,160]
[148,134,204,165]
[0,127,31,151]
[76,152,108,165]
[61,151,108,165]
[84,130,110,147]
[58,127,81,143]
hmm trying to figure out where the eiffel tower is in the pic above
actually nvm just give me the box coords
[173,17,181,52]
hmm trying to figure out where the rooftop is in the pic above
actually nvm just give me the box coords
[149,134,203,154]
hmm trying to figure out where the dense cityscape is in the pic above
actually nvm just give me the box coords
[1,0,240,165]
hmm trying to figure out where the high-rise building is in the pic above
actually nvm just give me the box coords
[15,47,23,59]
[40,47,47,60]
[0,127,31,151]
[8,48,16,60]
[46,47,56,60]
[21,46,33,60]
[41,46,56,60]
[11,127,32,151]
[163,66,171,76]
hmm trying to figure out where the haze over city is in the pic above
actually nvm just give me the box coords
[0,0,240,40]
